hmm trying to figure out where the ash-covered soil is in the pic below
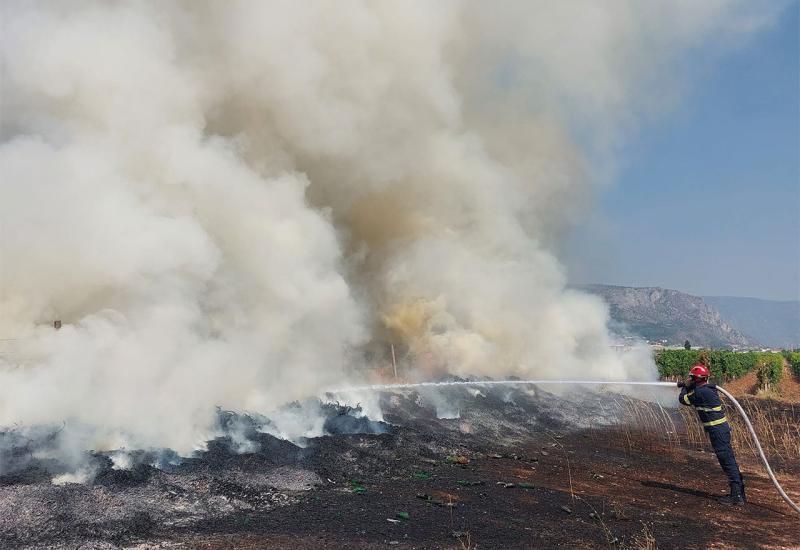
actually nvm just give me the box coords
[1,384,798,549]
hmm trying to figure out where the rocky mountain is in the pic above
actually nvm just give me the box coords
[703,296,799,349]
[576,284,759,349]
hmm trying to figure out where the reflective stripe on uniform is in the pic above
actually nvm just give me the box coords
[695,405,723,412]
[703,416,728,427]
[682,391,694,405]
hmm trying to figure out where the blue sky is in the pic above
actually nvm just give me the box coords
[566,5,799,301]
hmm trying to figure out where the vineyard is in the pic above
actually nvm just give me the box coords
[654,350,796,389]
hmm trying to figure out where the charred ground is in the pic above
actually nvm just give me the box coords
[1,384,798,549]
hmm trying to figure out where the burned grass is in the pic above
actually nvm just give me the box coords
[1,384,798,549]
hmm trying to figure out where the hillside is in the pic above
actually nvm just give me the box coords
[577,284,759,348]
[703,296,799,349]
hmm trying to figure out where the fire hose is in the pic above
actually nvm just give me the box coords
[333,379,800,514]
[714,383,800,514]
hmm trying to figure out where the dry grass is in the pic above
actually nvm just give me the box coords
[677,397,800,467]
[591,395,800,472]
[626,522,657,550]
[447,532,476,550]
[586,396,683,460]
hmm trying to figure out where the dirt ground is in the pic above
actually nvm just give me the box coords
[167,439,799,549]
[2,384,798,549]
[163,429,800,550]
[724,366,800,403]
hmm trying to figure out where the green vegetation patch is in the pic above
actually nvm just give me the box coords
[788,352,800,377]
[755,353,783,388]
[349,480,367,494]
[654,349,781,382]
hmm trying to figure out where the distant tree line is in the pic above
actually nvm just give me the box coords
[654,349,785,386]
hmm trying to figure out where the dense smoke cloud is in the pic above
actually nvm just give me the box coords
[0,1,780,455]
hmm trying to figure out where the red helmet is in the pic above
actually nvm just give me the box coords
[689,364,710,379]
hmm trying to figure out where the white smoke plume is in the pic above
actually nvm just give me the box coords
[0,1,782,456]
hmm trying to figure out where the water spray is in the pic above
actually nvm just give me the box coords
[332,379,800,515]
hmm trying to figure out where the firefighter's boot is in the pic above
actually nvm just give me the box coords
[718,482,745,506]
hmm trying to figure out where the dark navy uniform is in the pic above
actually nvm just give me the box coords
[679,383,742,486]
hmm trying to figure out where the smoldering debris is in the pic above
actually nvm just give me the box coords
[321,403,391,436]
[0,384,650,548]
[0,400,388,485]
[259,400,390,443]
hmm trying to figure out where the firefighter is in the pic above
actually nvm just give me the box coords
[678,364,745,505]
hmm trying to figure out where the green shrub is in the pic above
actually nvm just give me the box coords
[654,350,700,378]
[788,352,800,377]
[736,352,759,377]
[755,352,783,390]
